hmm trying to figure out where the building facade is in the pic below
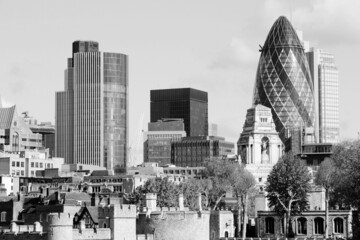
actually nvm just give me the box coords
[0,151,64,179]
[253,16,316,150]
[237,105,283,189]
[172,136,235,167]
[143,119,186,166]
[150,88,208,137]
[307,48,340,143]
[56,41,128,174]
[0,105,42,152]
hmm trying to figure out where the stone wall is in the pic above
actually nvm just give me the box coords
[137,210,211,240]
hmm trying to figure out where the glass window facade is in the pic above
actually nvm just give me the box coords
[253,16,315,149]
[56,41,128,173]
[150,88,208,137]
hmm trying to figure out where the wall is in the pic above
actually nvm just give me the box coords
[73,228,111,240]
[137,210,211,240]
[1,232,47,240]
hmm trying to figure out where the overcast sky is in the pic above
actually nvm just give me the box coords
[0,0,359,164]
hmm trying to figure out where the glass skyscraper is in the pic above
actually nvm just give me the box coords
[56,41,128,174]
[307,48,340,143]
[253,16,315,148]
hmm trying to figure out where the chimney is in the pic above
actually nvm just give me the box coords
[145,193,157,211]
[55,191,59,204]
[178,194,184,211]
[197,192,202,212]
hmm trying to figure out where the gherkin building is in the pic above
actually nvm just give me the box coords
[253,16,315,147]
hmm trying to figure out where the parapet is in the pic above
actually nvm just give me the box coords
[47,212,73,226]
[98,204,137,219]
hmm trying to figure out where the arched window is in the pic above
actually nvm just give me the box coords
[265,217,275,234]
[314,217,324,235]
[334,217,344,234]
[224,231,229,238]
[297,217,307,235]
[1,211,6,222]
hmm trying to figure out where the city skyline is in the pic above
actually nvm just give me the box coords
[0,0,359,164]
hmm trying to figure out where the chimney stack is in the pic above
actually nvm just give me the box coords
[197,192,202,211]
[178,194,184,211]
[145,193,157,211]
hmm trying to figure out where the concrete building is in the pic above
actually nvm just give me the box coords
[24,115,55,158]
[56,41,128,174]
[143,119,186,166]
[0,105,42,152]
[307,48,340,143]
[172,136,235,167]
[0,150,64,179]
[150,88,208,137]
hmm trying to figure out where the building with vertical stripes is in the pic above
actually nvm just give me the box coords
[307,48,340,143]
[56,41,128,174]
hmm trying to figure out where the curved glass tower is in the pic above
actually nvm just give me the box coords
[253,16,315,146]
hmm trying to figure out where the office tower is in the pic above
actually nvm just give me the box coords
[143,119,186,166]
[150,88,208,137]
[56,41,128,174]
[253,16,315,149]
[307,49,340,143]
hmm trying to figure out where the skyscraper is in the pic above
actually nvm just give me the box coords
[307,48,340,143]
[253,16,316,149]
[150,88,208,137]
[56,41,128,174]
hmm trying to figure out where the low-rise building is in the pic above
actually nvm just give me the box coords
[172,136,235,167]
[0,105,42,152]
[0,150,64,178]
[143,119,186,166]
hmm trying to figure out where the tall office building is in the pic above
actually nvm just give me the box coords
[56,41,128,174]
[150,88,208,137]
[253,16,315,149]
[307,48,340,143]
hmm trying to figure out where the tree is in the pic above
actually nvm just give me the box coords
[135,177,181,207]
[266,152,311,237]
[329,140,360,239]
[202,157,236,210]
[230,167,256,239]
[180,178,213,210]
[315,157,336,238]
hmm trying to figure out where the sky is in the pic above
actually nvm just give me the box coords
[0,0,359,164]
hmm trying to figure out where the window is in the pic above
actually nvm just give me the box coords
[265,217,275,234]
[297,217,307,235]
[35,162,39,168]
[31,171,34,176]
[40,163,43,168]
[16,162,20,167]
[314,217,324,235]
[31,162,34,168]
[1,211,6,222]
[334,218,344,234]
[21,162,24,167]
[21,170,24,176]
[12,162,15,167]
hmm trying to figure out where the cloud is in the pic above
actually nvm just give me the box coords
[208,37,258,70]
